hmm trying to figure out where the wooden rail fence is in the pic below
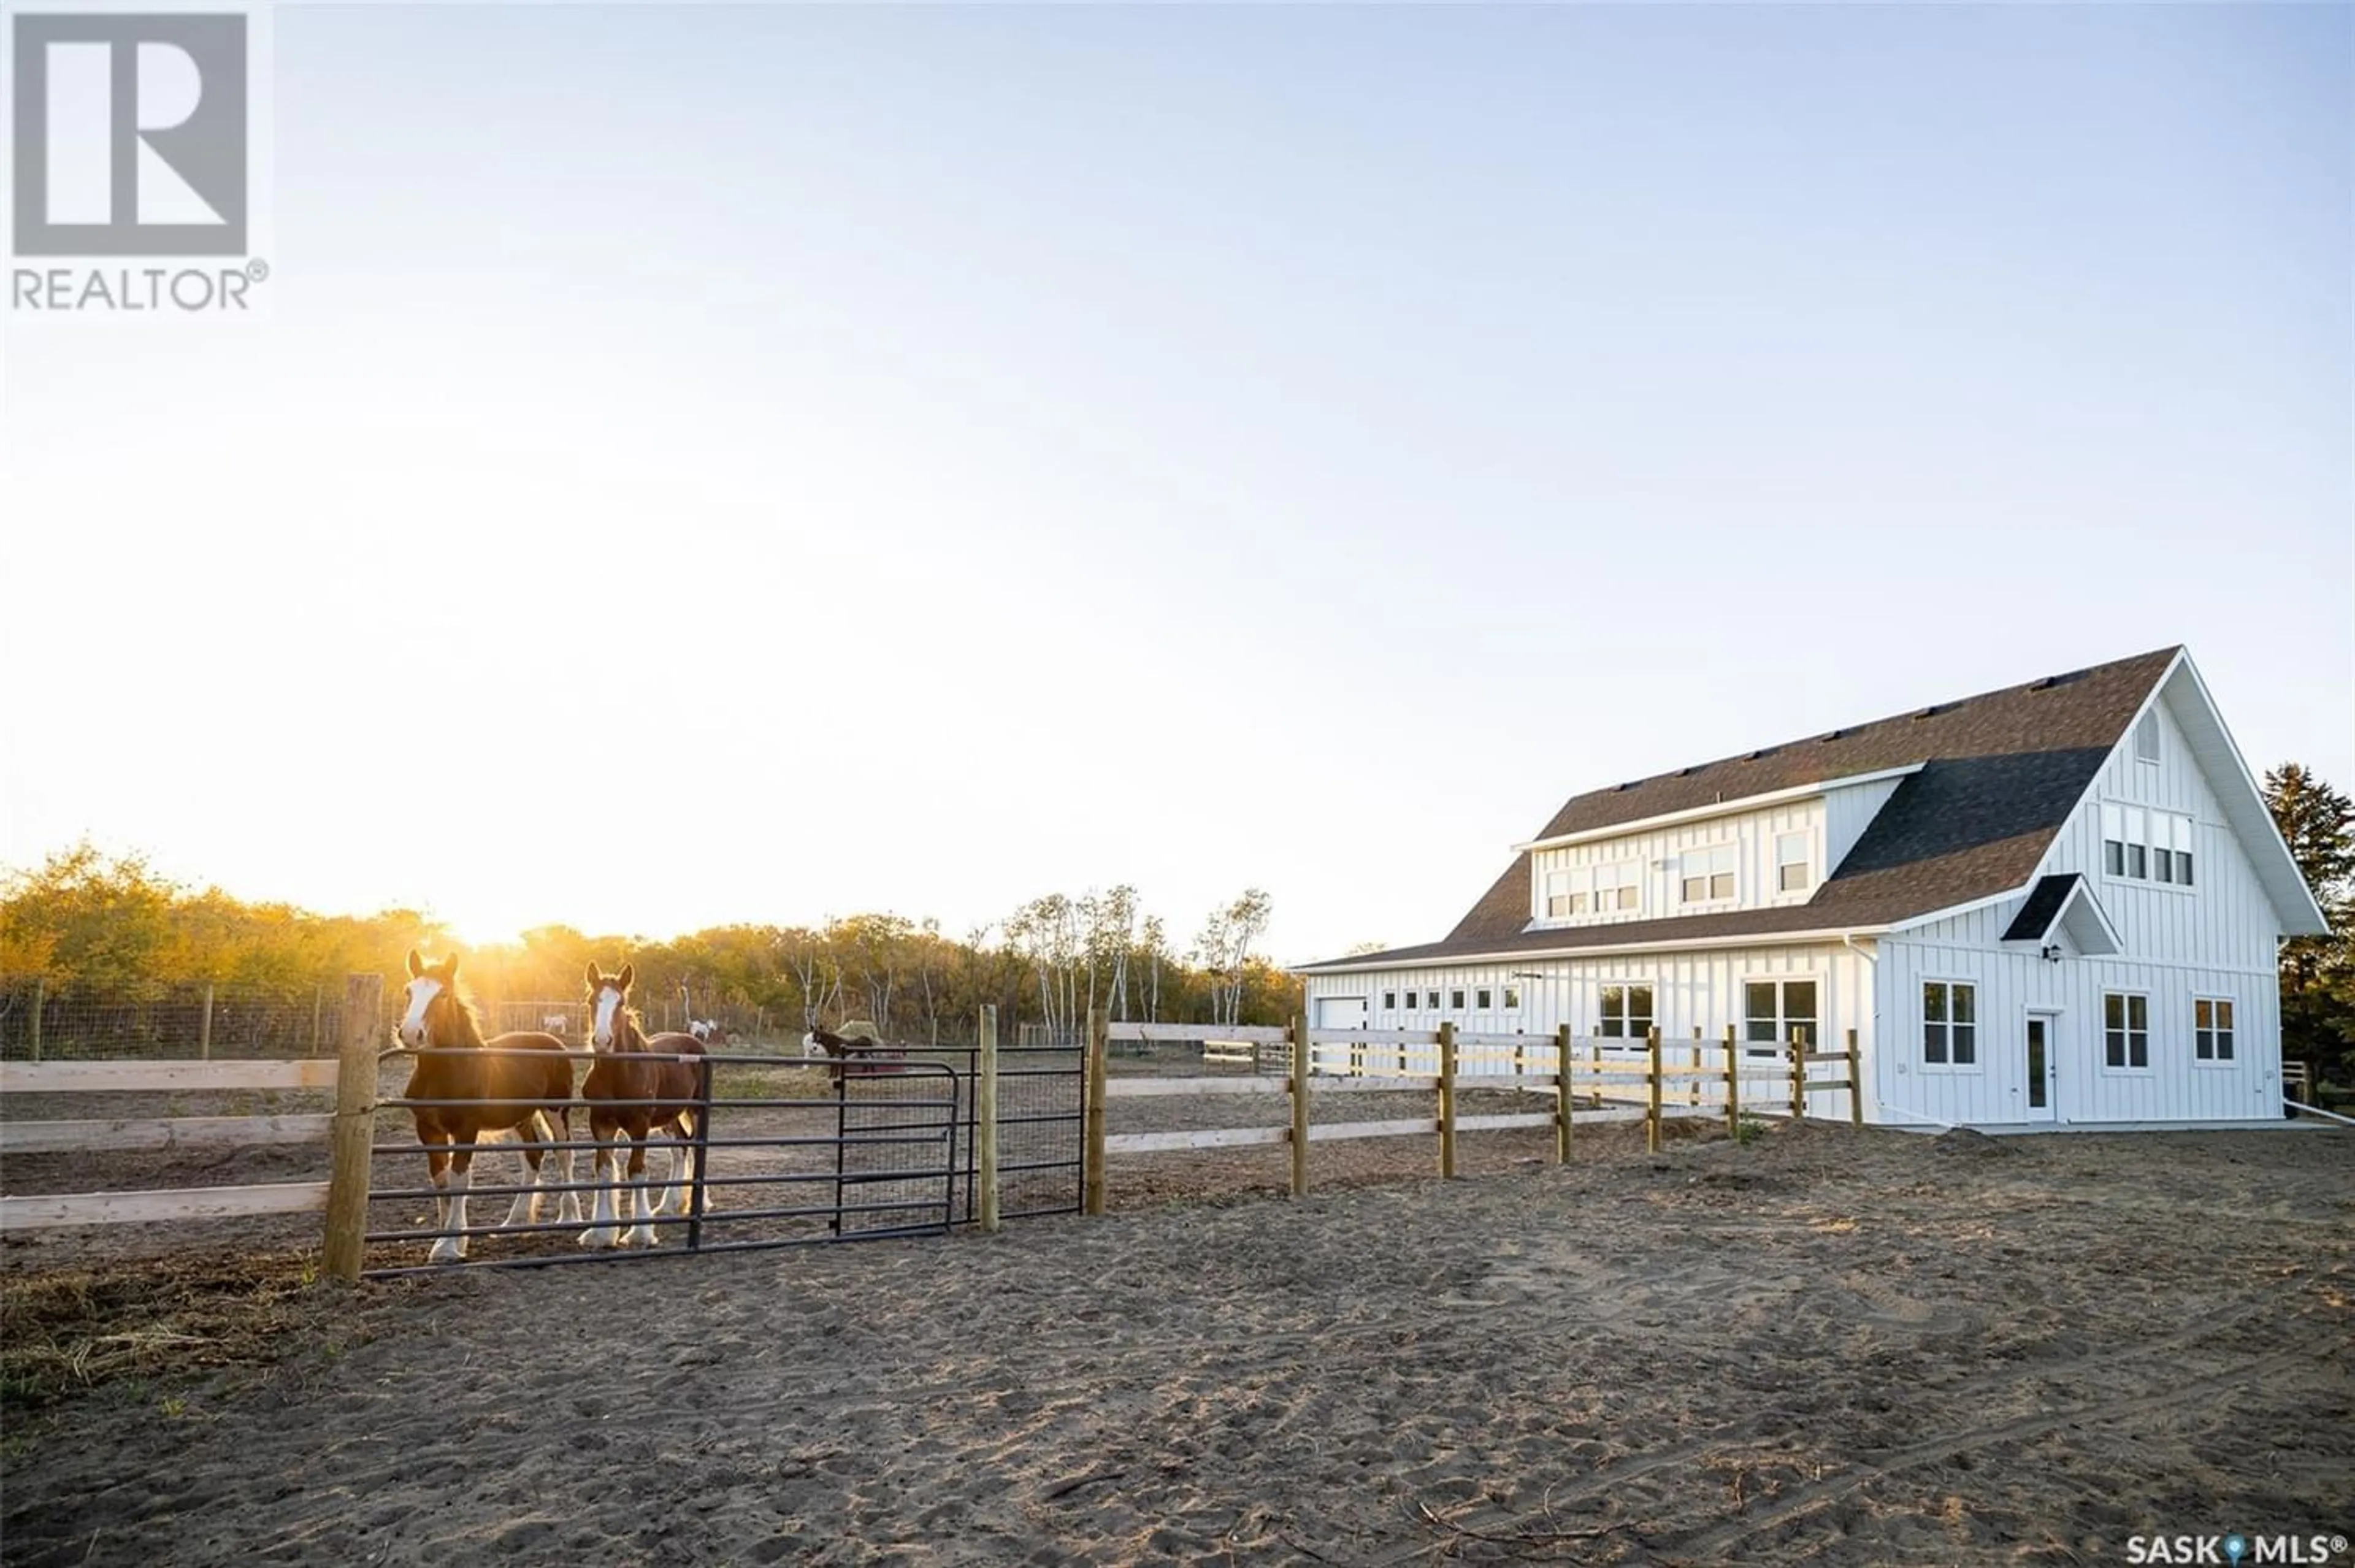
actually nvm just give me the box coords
[2,981,1871,1275]
[1083,1014,1867,1206]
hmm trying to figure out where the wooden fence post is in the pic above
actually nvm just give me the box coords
[977,1004,1000,1233]
[1437,1021,1458,1178]
[197,981,215,1061]
[1645,1027,1663,1154]
[1553,1024,1573,1163]
[1289,1017,1310,1198]
[1846,1027,1864,1128]
[1082,1007,1108,1217]
[28,977,42,1063]
[309,984,324,1056]
[1788,1028,1806,1122]
[322,972,383,1283]
[1688,1027,1702,1107]
[1723,1024,1740,1135]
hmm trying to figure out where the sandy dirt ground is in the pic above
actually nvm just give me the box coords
[3,1104,2350,1567]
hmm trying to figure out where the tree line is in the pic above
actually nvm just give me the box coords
[6,760,2349,1078]
[0,846,1301,1038]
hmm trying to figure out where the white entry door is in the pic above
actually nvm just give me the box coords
[2022,1012,2059,1122]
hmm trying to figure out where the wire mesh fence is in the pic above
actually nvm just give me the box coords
[921,1041,1086,1223]
[0,979,350,1062]
[0,982,812,1062]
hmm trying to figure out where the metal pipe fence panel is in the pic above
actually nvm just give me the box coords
[358,1051,969,1277]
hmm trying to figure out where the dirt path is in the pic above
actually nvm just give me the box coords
[4,1122,2351,1566]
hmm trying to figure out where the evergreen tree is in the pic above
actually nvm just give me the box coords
[2263,764,2354,1095]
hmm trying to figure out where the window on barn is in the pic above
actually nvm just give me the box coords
[1383,992,1396,1011]
[2104,992,2150,1069]
[1544,870,1579,918]
[1598,984,1654,1042]
[2193,997,2234,1063]
[1404,990,1419,1009]
[2134,710,2161,765]
[2102,804,2194,885]
[1922,981,1977,1067]
[1476,988,1492,1009]
[1592,862,1639,912]
[1680,845,1736,904]
[2154,813,2194,885]
[1745,979,1820,1057]
[1503,986,1521,1009]
[1450,990,1466,1010]
[1775,832,1811,893]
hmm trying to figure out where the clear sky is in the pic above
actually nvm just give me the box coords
[2,2,2348,965]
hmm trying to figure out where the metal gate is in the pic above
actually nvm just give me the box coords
[935,1035,1086,1224]
[362,1049,963,1277]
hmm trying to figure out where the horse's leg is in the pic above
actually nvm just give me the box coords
[551,1103,581,1226]
[423,1134,452,1253]
[431,1136,477,1263]
[646,1107,684,1218]
[624,1131,657,1247]
[667,1112,697,1215]
[580,1111,621,1249]
[504,1113,545,1229]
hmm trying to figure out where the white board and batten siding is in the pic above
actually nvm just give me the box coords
[1876,691,2286,1129]
[1525,800,1828,934]
[1303,942,1878,1103]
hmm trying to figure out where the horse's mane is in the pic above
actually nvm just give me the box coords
[432,983,489,1047]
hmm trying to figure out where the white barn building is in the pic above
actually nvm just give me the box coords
[1295,647,2329,1131]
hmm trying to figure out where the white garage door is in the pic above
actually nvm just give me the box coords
[1315,995,1368,1030]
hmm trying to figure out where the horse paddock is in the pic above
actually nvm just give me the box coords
[2,1117,2351,1566]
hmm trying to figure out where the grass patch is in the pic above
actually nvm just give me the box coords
[714,1064,835,1103]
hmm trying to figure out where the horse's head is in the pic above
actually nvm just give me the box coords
[399,949,460,1048]
[584,960,635,1050]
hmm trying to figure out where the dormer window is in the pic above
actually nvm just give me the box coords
[1775,832,1812,893]
[1543,870,1587,918]
[1679,845,1736,904]
[1593,863,1640,911]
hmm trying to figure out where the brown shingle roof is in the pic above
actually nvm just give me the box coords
[1299,647,2180,970]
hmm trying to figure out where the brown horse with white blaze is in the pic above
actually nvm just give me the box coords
[581,963,708,1249]
[397,950,581,1264]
